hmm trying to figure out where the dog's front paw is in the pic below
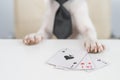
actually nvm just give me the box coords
[23,33,43,45]
[84,40,105,53]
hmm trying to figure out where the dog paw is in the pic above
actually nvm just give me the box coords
[84,40,105,53]
[23,33,43,45]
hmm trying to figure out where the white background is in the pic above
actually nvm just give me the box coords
[0,40,120,80]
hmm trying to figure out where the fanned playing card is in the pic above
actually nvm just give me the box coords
[47,48,109,71]
[47,48,87,69]
[86,55,109,72]
[75,54,95,70]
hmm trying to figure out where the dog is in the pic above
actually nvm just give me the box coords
[23,0,105,53]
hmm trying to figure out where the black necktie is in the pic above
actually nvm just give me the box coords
[53,0,72,39]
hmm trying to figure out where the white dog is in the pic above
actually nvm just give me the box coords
[23,0,105,53]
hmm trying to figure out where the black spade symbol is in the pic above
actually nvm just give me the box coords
[64,55,74,60]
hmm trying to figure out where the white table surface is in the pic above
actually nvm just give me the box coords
[0,39,120,80]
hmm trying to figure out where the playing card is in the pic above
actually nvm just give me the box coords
[93,59,108,69]
[86,55,109,72]
[75,54,95,70]
[47,48,87,69]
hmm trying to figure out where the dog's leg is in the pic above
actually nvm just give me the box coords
[23,0,60,45]
[71,0,105,53]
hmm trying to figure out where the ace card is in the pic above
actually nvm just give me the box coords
[47,48,87,69]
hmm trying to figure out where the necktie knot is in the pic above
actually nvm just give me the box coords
[56,0,68,5]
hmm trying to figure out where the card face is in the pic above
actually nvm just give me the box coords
[85,56,109,72]
[47,48,87,69]
[92,58,108,69]
[75,54,95,70]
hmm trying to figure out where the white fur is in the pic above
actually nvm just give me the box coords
[23,0,105,53]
